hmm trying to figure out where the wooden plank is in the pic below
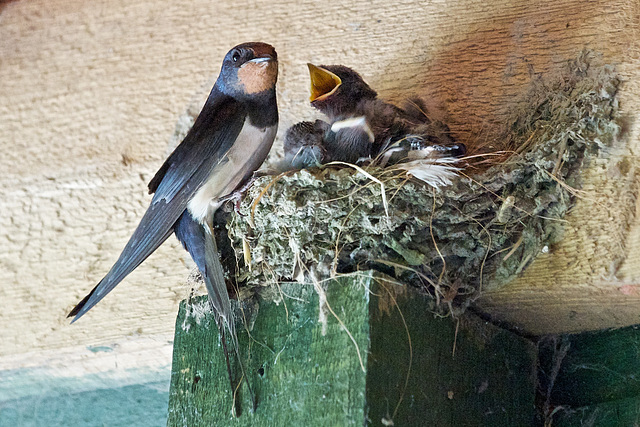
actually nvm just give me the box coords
[548,396,640,426]
[538,326,640,407]
[366,278,537,426]
[168,272,537,426]
[1,0,638,400]
[538,326,640,425]
[168,275,370,425]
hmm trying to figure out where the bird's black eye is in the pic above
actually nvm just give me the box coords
[232,51,240,63]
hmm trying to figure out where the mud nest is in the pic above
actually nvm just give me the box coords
[215,52,621,314]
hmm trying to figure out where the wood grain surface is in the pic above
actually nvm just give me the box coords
[0,0,638,382]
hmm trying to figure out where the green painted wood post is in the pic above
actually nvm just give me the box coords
[538,326,640,426]
[167,272,537,426]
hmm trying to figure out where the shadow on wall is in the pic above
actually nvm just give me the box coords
[369,3,620,149]
[0,0,21,14]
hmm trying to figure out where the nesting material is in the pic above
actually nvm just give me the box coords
[222,52,621,314]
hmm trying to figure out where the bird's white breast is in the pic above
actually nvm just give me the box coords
[187,118,277,223]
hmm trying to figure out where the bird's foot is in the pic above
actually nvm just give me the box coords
[220,173,263,216]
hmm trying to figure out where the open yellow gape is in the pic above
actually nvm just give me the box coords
[307,63,342,102]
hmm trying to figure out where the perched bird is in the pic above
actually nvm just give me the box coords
[68,42,279,342]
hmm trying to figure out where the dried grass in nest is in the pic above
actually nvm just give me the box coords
[219,51,621,315]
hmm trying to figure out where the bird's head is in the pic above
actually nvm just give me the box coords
[217,42,278,100]
[307,64,377,120]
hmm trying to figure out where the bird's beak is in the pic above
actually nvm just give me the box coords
[249,56,273,64]
[307,64,342,102]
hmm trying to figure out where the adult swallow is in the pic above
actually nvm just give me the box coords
[306,64,465,164]
[68,42,279,338]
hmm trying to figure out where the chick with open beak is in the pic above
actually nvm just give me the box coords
[283,62,465,171]
[306,64,379,163]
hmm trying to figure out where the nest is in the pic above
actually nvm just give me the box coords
[216,52,621,315]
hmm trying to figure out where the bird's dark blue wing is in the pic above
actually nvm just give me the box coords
[69,90,246,321]
[148,88,244,199]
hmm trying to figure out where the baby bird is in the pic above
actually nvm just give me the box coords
[282,62,465,183]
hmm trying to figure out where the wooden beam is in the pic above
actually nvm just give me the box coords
[538,325,640,425]
[168,272,537,425]
[1,0,638,405]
